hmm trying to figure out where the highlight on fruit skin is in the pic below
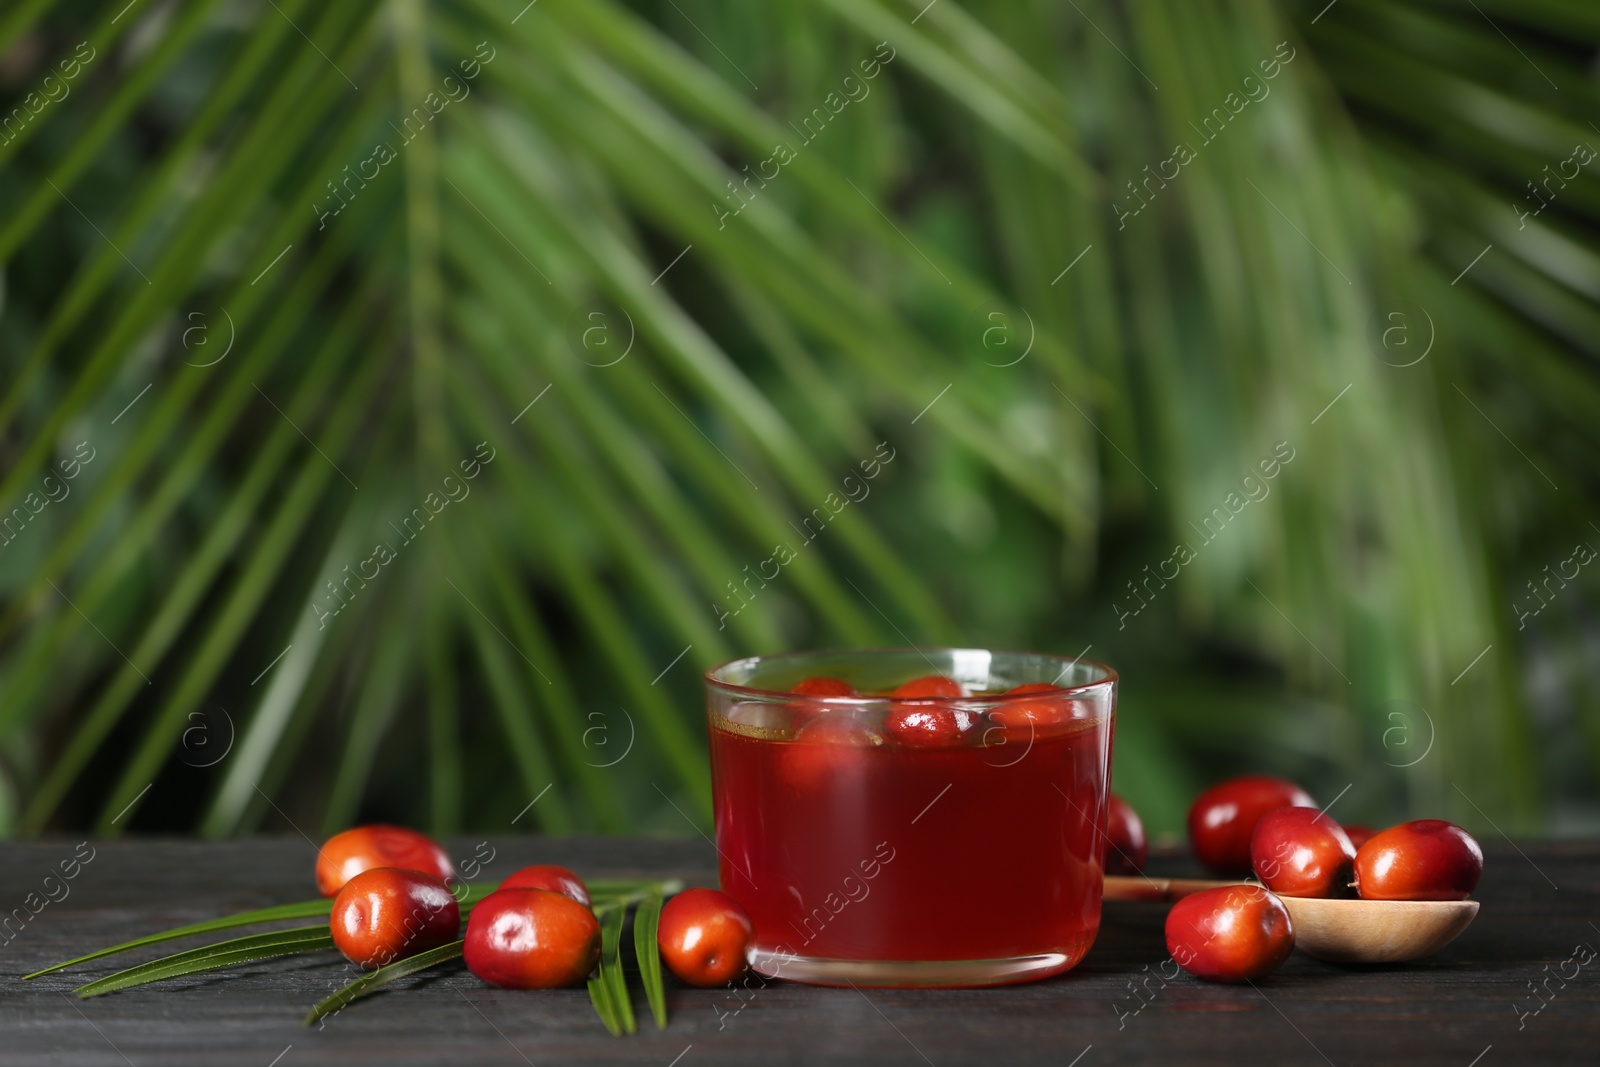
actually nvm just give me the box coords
[1353,820,1484,901]
[884,703,973,748]
[1186,775,1314,876]
[1166,884,1294,984]
[499,864,592,907]
[464,887,603,990]
[1250,805,1357,898]
[329,867,460,970]
[315,824,455,897]
[657,888,755,988]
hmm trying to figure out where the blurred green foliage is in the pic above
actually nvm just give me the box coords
[0,0,1596,841]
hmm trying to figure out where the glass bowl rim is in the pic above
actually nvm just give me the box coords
[703,646,1118,704]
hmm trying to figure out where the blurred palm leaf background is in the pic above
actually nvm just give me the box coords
[1,0,1596,841]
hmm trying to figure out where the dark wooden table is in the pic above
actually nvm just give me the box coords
[1,838,1596,1065]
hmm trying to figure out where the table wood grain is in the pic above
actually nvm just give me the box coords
[1,838,1595,1065]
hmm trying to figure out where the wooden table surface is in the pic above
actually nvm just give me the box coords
[1,837,1596,1066]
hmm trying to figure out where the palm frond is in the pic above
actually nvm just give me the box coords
[0,0,1594,838]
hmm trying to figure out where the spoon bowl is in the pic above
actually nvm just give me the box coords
[1279,895,1478,963]
[1103,875,1478,964]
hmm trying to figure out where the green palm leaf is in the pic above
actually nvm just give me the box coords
[304,940,466,1026]
[1,0,1593,839]
[73,927,335,999]
[22,900,334,980]
[632,889,668,1029]
[587,899,635,1036]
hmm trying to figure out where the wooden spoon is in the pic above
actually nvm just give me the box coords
[1104,875,1479,963]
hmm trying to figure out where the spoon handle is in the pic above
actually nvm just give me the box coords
[1103,875,1244,902]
